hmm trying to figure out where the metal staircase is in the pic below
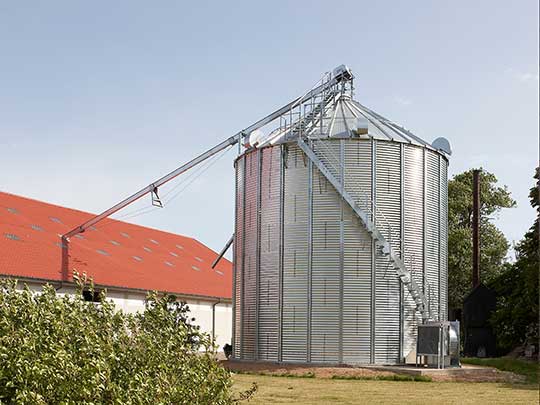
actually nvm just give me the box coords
[286,91,338,140]
[296,134,430,322]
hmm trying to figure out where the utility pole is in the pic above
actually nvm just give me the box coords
[472,169,481,288]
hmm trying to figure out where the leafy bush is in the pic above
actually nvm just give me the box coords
[0,275,251,404]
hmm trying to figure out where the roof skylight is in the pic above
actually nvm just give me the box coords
[133,256,143,262]
[149,239,159,245]
[110,240,120,246]
[143,246,152,253]
[120,232,130,238]
[191,265,201,271]
[169,252,179,257]
[165,261,174,267]
[96,249,110,256]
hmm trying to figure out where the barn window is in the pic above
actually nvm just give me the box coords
[82,290,102,303]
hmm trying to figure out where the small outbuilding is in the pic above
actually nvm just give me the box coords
[463,283,497,357]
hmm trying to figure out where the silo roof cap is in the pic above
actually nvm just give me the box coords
[306,93,451,156]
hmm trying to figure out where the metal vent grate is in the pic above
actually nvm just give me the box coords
[5,233,20,241]
[169,252,179,257]
[96,249,110,256]
[120,232,130,238]
[49,217,62,224]
[132,255,143,262]
[31,224,43,232]
[110,240,120,246]
[149,239,159,245]
[175,244,184,250]
[191,265,201,271]
[7,207,18,214]
[143,246,152,252]
[165,261,174,267]
[195,256,203,262]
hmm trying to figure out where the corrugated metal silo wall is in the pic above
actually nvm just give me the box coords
[232,139,449,364]
[282,144,309,362]
[311,140,341,363]
[342,140,372,364]
[374,141,401,364]
[425,150,441,320]
[402,145,424,359]
[233,157,244,359]
[439,158,448,320]
[257,147,281,361]
[242,151,258,359]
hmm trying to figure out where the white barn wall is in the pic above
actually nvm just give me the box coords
[13,280,232,350]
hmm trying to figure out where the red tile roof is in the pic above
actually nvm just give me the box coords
[0,192,232,300]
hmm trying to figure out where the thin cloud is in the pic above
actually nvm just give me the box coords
[506,68,539,83]
[392,96,412,106]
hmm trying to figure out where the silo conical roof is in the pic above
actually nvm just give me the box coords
[308,94,436,150]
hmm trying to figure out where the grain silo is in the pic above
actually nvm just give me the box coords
[232,66,451,365]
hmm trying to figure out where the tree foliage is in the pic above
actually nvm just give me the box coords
[490,168,539,351]
[0,275,250,404]
[448,169,515,310]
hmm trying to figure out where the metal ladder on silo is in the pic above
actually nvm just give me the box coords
[296,136,430,322]
[283,91,338,141]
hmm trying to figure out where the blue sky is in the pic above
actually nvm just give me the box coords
[0,1,538,258]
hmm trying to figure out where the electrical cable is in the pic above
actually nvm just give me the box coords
[94,145,233,230]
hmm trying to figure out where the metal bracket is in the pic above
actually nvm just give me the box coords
[151,186,163,208]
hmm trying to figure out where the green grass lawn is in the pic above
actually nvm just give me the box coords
[461,357,539,385]
[233,374,539,404]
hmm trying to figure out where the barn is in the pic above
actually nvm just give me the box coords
[0,192,232,349]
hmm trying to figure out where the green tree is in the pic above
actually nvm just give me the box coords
[0,274,254,404]
[448,169,515,311]
[490,168,539,352]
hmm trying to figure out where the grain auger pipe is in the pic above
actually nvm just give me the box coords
[62,65,354,240]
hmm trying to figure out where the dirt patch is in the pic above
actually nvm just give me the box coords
[222,360,526,383]
[430,364,527,383]
[222,361,404,378]
[223,360,396,379]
